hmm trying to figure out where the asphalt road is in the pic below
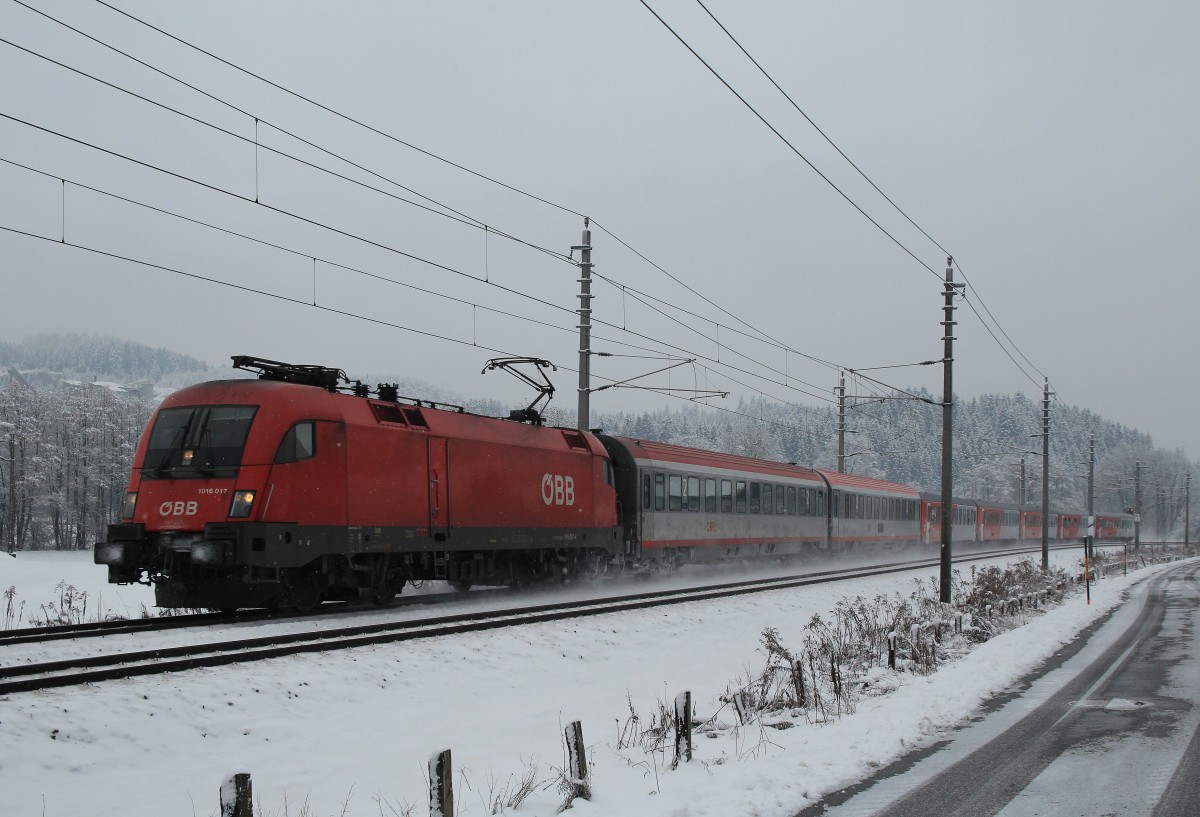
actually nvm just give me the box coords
[798,560,1200,817]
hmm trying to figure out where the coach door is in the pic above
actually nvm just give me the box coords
[428,437,449,540]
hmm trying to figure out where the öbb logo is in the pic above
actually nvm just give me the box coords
[541,474,575,506]
[159,501,199,516]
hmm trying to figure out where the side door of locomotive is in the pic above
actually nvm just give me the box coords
[429,436,449,540]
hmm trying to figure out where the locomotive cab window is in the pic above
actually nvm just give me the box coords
[275,421,316,464]
[143,405,257,478]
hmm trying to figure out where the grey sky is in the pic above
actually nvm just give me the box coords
[1,1,1197,456]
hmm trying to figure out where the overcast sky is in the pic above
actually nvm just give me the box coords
[1,1,1197,457]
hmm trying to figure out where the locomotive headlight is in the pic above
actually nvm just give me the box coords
[121,492,137,520]
[229,490,256,518]
[94,542,125,565]
[190,541,226,565]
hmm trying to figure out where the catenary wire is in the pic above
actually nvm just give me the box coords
[638,0,942,283]
[92,0,1053,409]
[11,2,963,414]
[0,130,839,410]
[90,0,586,220]
[79,0,881,389]
[690,0,1055,398]
[1,14,862,404]
[0,25,571,265]
[0,223,839,437]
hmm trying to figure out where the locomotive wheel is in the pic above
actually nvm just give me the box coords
[281,568,323,613]
[371,583,403,606]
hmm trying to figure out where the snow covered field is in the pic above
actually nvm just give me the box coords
[1,550,157,626]
[0,548,1175,817]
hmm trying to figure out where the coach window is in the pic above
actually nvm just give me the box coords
[749,483,761,514]
[721,479,733,513]
[275,421,315,464]
[817,491,826,515]
[668,474,682,511]
[735,480,747,513]
[786,486,797,515]
[704,478,717,513]
[654,473,666,511]
[687,476,701,512]
[762,484,774,515]
[642,473,652,509]
[776,485,786,515]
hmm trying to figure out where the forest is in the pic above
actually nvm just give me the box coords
[1,335,1195,551]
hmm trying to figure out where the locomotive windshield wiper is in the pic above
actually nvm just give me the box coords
[196,426,216,477]
[145,422,191,478]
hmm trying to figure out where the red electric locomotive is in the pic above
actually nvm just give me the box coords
[96,357,622,610]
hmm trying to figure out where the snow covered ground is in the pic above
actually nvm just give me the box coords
[0,548,1176,817]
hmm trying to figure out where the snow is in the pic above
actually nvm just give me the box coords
[0,549,1178,817]
[1,551,157,626]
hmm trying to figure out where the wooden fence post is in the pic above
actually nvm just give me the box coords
[792,658,808,706]
[565,720,590,796]
[733,689,757,725]
[674,691,692,764]
[429,749,453,817]
[220,772,252,817]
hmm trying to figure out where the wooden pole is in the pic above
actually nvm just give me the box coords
[220,772,252,817]
[674,691,692,764]
[566,721,590,793]
[429,749,453,817]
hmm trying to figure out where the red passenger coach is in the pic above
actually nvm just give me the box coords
[96,358,621,610]
[822,472,920,550]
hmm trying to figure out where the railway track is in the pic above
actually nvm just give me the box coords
[0,585,510,647]
[0,543,1115,696]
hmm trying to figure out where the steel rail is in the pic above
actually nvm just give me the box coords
[1,542,1140,647]
[0,544,1113,695]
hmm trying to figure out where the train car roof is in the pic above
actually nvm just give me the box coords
[604,436,824,481]
[161,379,610,455]
[821,471,920,497]
[973,501,1022,512]
[918,493,984,505]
